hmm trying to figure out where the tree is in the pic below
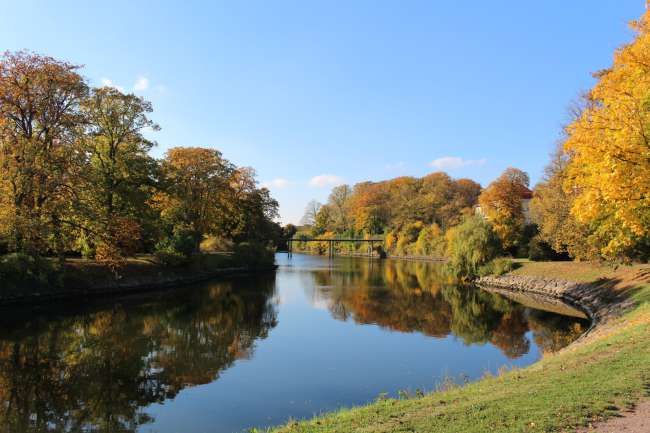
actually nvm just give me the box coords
[225,167,279,242]
[76,86,160,262]
[530,144,597,260]
[0,51,88,256]
[478,168,530,253]
[445,215,500,278]
[326,184,352,232]
[155,147,235,251]
[563,8,650,259]
[300,200,322,226]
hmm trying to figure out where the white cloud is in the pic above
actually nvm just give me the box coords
[262,178,291,189]
[309,174,345,188]
[100,78,124,93]
[133,76,149,91]
[428,156,486,171]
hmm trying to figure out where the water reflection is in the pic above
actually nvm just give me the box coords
[0,256,589,433]
[306,258,587,359]
[0,276,277,433]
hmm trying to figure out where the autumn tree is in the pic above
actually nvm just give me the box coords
[224,167,279,242]
[156,147,236,252]
[0,51,87,257]
[76,86,160,262]
[530,144,597,260]
[563,8,650,259]
[478,168,530,253]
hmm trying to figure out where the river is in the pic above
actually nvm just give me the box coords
[0,254,589,433]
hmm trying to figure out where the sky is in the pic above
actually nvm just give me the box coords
[1,1,645,224]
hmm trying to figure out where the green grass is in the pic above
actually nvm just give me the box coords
[269,261,650,433]
[509,259,639,283]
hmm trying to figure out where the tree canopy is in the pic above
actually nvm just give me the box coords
[0,51,281,268]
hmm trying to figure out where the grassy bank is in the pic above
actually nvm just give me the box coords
[268,261,650,433]
[0,249,276,303]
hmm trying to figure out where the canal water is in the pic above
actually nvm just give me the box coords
[0,254,589,433]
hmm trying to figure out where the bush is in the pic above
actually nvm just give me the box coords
[153,246,189,267]
[445,216,501,279]
[395,222,424,256]
[153,225,201,266]
[0,253,61,288]
[200,235,233,253]
[233,241,275,268]
[478,257,515,277]
[528,235,569,261]
[415,223,446,257]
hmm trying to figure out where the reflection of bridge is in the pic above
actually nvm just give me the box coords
[288,238,384,258]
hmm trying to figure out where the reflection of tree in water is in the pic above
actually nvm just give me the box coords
[0,276,277,433]
[311,259,586,360]
[527,310,588,354]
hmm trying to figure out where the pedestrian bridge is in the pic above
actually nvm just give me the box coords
[287,238,383,258]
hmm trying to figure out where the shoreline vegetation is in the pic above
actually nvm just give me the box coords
[0,51,286,296]
[268,260,650,433]
[0,252,277,306]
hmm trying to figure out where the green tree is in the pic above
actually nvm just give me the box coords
[76,86,161,262]
[445,215,501,278]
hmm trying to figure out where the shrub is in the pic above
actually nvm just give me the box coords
[0,253,61,288]
[153,245,188,267]
[384,230,398,255]
[200,235,233,253]
[478,257,515,277]
[415,223,446,257]
[233,241,275,267]
[395,222,424,256]
[153,226,201,266]
[445,216,501,279]
[528,235,569,261]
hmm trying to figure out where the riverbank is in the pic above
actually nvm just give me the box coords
[269,260,650,433]
[0,253,277,305]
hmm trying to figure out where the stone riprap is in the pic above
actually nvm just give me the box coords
[476,275,633,331]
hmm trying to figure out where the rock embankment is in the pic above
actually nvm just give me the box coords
[476,275,632,327]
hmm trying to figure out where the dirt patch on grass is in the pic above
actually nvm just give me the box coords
[577,399,650,432]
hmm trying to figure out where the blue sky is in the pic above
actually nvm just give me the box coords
[1,1,644,223]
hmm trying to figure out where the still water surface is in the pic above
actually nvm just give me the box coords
[0,254,589,433]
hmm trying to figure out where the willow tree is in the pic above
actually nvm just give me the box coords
[564,8,650,259]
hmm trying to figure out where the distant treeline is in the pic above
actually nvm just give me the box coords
[0,51,283,280]
[296,8,650,270]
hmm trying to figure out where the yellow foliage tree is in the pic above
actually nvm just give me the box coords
[564,9,650,259]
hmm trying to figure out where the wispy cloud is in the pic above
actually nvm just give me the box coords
[262,178,291,189]
[133,76,149,91]
[100,78,124,93]
[309,174,345,188]
[428,156,486,171]
[99,76,155,94]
